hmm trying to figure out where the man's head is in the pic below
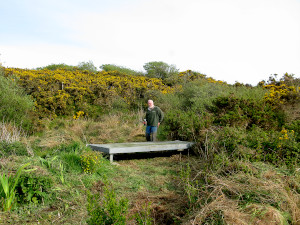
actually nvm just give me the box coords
[147,99,154,108]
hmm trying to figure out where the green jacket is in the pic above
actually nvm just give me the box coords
[145,106,164,126]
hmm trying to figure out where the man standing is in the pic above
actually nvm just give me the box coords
[144,99,164,142]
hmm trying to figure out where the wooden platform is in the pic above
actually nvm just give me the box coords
[87,141,194,162]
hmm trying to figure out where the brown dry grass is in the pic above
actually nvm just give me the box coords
[184,159,300,225]
[31,112,145,148]
[0,121,26,143]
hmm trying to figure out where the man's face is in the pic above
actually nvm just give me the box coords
[148,100,154,108]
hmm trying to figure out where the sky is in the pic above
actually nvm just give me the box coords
[0,0,299,85]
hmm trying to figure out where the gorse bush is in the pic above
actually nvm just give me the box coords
[157,74,299,167]
[80,151,102,174]
[214,126,299,167]
[4,68,174,118]
[246,127,299,166]
[210,95,285,129]
[160,109,212,141]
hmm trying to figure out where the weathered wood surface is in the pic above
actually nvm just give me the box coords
[87,141,193,162]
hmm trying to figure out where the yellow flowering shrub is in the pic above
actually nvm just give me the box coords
[263,83,299,106]
[80,151,102,174]
[277,128,295,147]
[73,111,85,120]
[4,68,175,117]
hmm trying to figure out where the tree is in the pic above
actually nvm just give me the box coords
[77,61,98,73]
[36,63,76,71]
[143,61,179,79]
[100,64,144,76]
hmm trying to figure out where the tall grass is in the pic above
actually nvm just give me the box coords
[0,163,31,211]
[0,121,26,143]
[0,68,34,131]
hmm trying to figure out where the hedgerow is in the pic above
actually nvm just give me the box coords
[4,68,174,118]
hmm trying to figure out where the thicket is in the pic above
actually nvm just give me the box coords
[3,67,174,120]
[156,73,299,223]
[159,75,299,167]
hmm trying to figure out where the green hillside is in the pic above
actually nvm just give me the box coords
[0,65,299,224]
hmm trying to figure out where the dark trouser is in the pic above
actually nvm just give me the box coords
[146,126,158,142]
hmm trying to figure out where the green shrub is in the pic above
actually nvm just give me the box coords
[80,151,102,174]
[87,185,129,224]
[135,202,153,225]
[180,163,200,209]
[14,173,53,205]
[36,63,76,71]
[210,96,285,129]
[286,120,300,142]
[160,109,212,141]
[216,126,247,155]
[100,64,143,76]
[178,81,229,112]
[0,68,34,131]
[246,127,299,167]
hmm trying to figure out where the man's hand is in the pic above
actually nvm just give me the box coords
[158,122,160,127]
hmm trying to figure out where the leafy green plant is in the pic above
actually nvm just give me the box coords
[39,156,58,169]
[87,185,129,224]
[14,173,53,205]
[135,202,153,225]
[80,151,102,174]
[180,163,200,209]
[0,163,31,211]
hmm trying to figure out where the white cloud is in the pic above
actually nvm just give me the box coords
[1,0,299,85]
